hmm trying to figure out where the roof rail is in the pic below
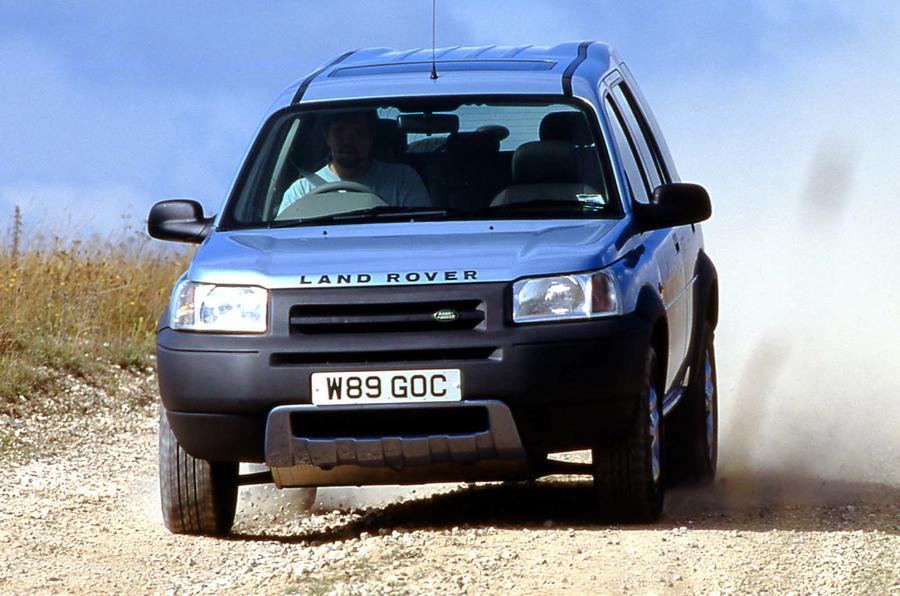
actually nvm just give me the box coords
[561,41,592,96]
[292,50,357,103]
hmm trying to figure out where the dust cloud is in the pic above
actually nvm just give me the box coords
[236,464,456,517]
[798,138,858,224]
[710,135,900,505]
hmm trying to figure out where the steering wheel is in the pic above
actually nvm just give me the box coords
[305,180,380,198]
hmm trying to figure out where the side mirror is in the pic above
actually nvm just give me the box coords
[633,183,711,232]
[147,200,214,244]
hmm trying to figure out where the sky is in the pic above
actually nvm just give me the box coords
[1,1,894,229]
[1,1,899,482]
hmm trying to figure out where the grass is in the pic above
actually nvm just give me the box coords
[0,215,191,412]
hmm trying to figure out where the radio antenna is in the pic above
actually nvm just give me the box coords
[430,0,439,80]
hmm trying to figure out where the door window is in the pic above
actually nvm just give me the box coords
[612,84,670,186]
[603,95,650,204]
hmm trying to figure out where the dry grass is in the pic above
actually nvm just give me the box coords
[0,219,191,410]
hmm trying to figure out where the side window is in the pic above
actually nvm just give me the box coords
[603,95,650,204]
[612,84,670,185]
[610,86,661,191]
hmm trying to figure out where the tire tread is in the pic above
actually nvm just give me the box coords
[592,348,664,521]
[159,408,238,536]
[666,323,717,485]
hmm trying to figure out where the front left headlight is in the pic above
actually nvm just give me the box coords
[171,280,268,333]
[512,270,619,323]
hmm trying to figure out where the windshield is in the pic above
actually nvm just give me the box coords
[222,98,621,229]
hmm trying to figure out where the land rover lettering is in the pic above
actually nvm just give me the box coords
[297,271,478,287]
[299,273,372,285]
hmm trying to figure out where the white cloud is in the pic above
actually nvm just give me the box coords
[0,182,152,243]
[0,34,264,219]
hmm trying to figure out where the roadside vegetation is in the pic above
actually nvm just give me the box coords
[0,206,190,413]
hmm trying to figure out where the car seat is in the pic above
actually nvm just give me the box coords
[427,131,504,209]
[539,112,605,193]
[371,118,407,163]
[491,140,600,205]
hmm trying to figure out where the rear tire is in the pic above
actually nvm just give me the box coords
[592,346,665,521]
[667,324,718,485]
[159,407,238,536]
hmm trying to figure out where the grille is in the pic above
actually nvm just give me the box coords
[271,347,500,366]
[289,300,485,334]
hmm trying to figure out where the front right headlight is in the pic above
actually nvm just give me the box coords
[171,280,268,333]
[512,270,619,323]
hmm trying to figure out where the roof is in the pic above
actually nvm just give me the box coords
[281,42,619,107]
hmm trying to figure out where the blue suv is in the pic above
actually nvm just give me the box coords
[148,42,718,534]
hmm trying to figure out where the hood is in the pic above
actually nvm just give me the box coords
[189,219,626,289]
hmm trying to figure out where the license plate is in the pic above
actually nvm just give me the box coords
[311,369,462,405]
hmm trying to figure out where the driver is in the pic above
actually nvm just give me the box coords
[280,109,430,213]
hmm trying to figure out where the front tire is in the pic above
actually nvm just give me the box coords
[159,407,239,536]
[592,346,665,521]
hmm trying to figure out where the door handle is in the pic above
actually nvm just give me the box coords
[673,236,681,252]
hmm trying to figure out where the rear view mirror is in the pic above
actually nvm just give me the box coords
[398,113,460,135]
[147,200,214,243]
[633,183,711,232]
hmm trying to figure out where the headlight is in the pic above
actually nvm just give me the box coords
[171,280,268,333]
[512,270,619,323]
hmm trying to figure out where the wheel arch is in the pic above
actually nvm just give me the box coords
[683,250,718,387]
[635,284,668,392]
[694,250,718,331]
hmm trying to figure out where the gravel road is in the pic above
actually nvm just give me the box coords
[1,369,897,594]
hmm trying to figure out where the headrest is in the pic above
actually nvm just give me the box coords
[512,141,580,184]
[372,118,406,161]
[446,131,500,158]
[476,125,510,142]
[539,112,593,145]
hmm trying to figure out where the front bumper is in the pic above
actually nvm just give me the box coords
[265,401,529,487]
[158,282,653,464]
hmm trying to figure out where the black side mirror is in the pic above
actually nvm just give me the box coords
[147,200,214,243]
[633,183,711,232]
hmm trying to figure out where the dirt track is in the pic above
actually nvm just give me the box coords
[1,370,897,594]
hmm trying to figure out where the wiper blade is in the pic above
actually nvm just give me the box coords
[460,199,592,216]
[269,206,451,228]
[339,206,452,220]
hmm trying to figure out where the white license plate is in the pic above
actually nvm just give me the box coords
[311,369,462,405]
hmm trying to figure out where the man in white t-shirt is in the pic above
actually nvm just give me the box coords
[280,110,429,214]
